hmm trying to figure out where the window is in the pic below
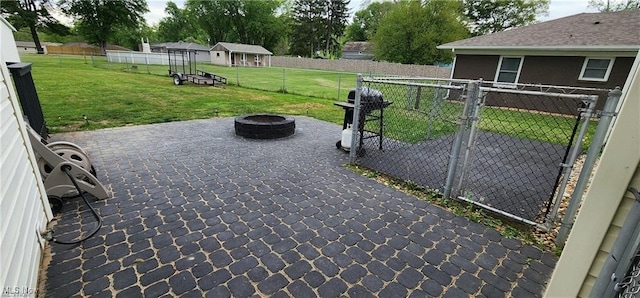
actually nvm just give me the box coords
[254,55,260,62]
[216,53,220,57]
[494,56,523,86]
[579,58,614,81]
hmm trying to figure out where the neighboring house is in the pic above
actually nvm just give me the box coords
[15,41,62,54]
[0,16,53,296]
[151,42,210,63]
[438,11,639,110]
[210,42,272,67]
[15,41,40,54]
[544,51,639,297]
[342,41,374,60]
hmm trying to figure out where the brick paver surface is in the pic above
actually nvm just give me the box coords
[42,117,557,297]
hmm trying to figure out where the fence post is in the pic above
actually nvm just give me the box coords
[337,73,341,101]
[443,81,479,199]
[282,68,286,93]
[236,66,240,86]
[455,86,484,196]
[556,87,623,246]
[349,74,363,164]
[545,95,598,228]
[414,86,422,110]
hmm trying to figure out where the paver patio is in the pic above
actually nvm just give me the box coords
[41,117,557,297]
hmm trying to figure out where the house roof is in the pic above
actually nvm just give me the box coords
[439,11,640,52]
[152,42,210,51]
[211,42,272,55]
[343,41,373,53]
[16,41,37,48]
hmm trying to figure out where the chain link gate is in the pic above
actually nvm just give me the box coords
[350,75,606,226]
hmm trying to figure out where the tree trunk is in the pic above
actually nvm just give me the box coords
[29,24,45,54]
[24,0,44,54]
[100,40,107,55]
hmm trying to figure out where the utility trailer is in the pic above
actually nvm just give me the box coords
[167,48,227,86]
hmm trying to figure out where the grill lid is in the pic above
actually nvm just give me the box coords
[347,87,383,103]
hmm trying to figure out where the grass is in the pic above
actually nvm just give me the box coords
[360,82,597,147]
[28,54,595,149]
[23,54,347,132]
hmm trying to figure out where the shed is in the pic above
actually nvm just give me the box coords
[151,42,210,63]
[0,16,52,296]
[544,51,640,297]
[210,42,272,67]
[342,41,374,60]
[438,11,639,110]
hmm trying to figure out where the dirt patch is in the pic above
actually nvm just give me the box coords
[534,154,597,251]
[282,103,326,110]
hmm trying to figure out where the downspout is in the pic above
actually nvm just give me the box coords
[590,187,640,297]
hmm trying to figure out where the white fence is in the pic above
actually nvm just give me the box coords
[106,50,210,65]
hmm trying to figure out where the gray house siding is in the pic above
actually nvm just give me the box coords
[451,54,634,112]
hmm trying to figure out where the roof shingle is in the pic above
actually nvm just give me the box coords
[439,11,640,50]
[211,42,272,55]
[152,42,210,51]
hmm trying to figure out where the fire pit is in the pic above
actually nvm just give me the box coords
[234,114,295,139]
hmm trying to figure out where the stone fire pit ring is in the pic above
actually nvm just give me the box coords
[234,114,296,139]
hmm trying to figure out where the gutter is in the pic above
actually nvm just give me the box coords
[437,45,640,52]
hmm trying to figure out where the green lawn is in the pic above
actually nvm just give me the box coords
[23,54,595,149]
[23,54,347,132]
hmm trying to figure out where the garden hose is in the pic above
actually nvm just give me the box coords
[48,165,102,245]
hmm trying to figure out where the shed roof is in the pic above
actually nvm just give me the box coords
[152,42,210,51]
[211,42,272,55]
[439,11,640,51]
[343,41,373,53]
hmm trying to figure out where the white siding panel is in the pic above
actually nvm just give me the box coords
[0,41,51,295]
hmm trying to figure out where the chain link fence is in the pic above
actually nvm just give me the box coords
[349,76,611,226]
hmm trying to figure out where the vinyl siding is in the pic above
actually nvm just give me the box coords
[0,49,51,295]
[579,166,640,296]
[544,52,639,297]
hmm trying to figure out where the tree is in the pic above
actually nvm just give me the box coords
[186,0,285,50]
[111,23,158,50]
[157,1,202,43]
[58,0,148,54]
[463,0,549,36]
[290,0,321,56]
[588,0,639,11]
[1,0,69,54]
[322,0,349,56]
[345,1,395,41]
[290,0,349,58]
[373,0,469,64]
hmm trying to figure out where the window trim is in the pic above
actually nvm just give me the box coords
[493,56,524,88]
[579,57,615,82]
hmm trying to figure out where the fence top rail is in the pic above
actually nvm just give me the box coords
[369,76,610,94]
[363,78,465,90]
[479,86,600,101]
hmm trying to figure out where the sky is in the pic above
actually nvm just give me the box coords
[143,0,600,26]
